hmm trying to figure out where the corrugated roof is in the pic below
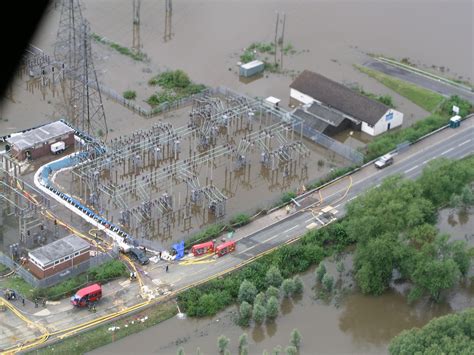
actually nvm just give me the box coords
[6,121,74,151]
[29,235,90,267]
[293,109,329,132]
[290,70,389,125]
[307,103,347,127]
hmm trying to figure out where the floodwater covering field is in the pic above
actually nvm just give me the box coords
[91,207,474,354]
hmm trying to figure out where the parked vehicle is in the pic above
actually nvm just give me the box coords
[191,241,215,256]
[215,240,236,257]
[71,284,102,307]
[129,247,149,265]
[50,141,66,155]
[374,153,394,169]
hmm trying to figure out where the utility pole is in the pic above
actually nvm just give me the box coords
[280,13,286,69]
[132,0,141,52]
[274,12,279,65]
[164,0,173,42]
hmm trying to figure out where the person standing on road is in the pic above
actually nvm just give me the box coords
[165,264,169,272]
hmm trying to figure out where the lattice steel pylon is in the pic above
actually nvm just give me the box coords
[54,0,108,141]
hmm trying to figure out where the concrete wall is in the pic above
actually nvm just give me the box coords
[290,88,314,105]
[361,109,404,136]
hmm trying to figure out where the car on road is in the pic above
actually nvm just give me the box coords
[374,154,394,169]
[129,247,149,265]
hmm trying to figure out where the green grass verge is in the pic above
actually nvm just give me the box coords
[0,275,35,299]
[355,65,445,112]
[27,301,177,355]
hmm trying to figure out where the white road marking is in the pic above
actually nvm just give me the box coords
[404,165,419,173]
[441,147,455,155]
[458,139,471,147]
[305,217,314,223]
[306,222,317,229]
[238,233,281,254]
[284,225,298,233]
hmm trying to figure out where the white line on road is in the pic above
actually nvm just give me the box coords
[441,147,455,155]
[284,225,299,233]
[238,233,282,255]
[458,139,471,147]
[305,218,314,223]
[404,165,419,173]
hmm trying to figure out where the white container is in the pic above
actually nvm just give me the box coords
[50,141,65,154]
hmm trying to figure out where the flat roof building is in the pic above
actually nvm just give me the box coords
[28,234,90,279]
[6,121,75,160]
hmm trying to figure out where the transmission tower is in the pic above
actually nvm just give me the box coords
[54,0,108,141]
[132,0,141,52]
[164,0,172,42]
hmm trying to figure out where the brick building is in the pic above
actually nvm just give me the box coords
[6,120,75,161]
[28,235,90,279]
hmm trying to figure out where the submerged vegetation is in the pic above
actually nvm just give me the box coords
[91,33,147,61]
[147,70,206,107]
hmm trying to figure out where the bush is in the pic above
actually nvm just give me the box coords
[238,280,257,304]
[239,301,252,326]
[322,274,334,292]
[254,292,266,307]
[285,346,297,355]
[265,266,283,288]
[290,328,302,349]
[230,213,251,227]
[265,286,280,300]
[280,191,297,205]
[292,275,304,294]
[266,296,279,320]
[217,335,230,354]
[439,95,473,117]
[252,303,266,324]
[315,263,326,283]
[281,279,295,298]
[239,333,248,353]
[123,90,137,100]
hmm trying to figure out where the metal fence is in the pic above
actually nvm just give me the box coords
[0,250,117,288]
[297,123,364,164]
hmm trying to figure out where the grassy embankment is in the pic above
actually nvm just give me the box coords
[355,65,473,162]
[91,33,147,62]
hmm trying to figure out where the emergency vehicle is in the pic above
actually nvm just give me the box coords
[215,240,236,257]
[191,241,215,256]
[70,283,102,307]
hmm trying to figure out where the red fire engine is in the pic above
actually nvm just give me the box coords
[215,240,236,257]
[191,241,215,256]
[70,283,102,307]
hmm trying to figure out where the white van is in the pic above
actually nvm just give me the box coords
[374,153,394,169]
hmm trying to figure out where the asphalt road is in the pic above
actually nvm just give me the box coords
[364,59,474,104]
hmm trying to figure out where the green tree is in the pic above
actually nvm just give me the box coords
[239,333,249,353]
[292,275,304,294]
[123,90,137,100]
[336,260,345,279]
[354,235,397,295]
[238,280,257,304]
[285,346,297,355]
[315,263,326,283]
[240,345,249,355]
[266,296,279,320]
[252,303,266,324]
[272,345,283,355]
[177,347,185,355]
[460,184,474,206]
[290,328,302,349]
[217,335,230,354]
[389,308,474,354]
[196,348,202,355]
[281,279,295,298]
[322,274,334,293]
[409,257,460,303]
[254,292,266,307]
[451,240,471,276]
[239,301,252,326]
[266,266,284,287]
[266,286,280,300]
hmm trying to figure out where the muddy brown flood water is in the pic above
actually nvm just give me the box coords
[91,208,474,355]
